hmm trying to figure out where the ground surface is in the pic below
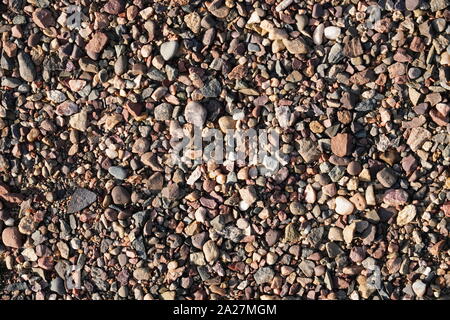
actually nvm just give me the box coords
[0,0,450,300]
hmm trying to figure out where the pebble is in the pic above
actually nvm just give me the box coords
[203,240,219,263]
[335,196,355,215]
[17,51,36,82]
[2,227,23,248]
[324,26,341,40]
[184,102,207,127]
[108,166,128,180]
[67,188,97,214]
[111,186,131,205]
[160,41,179,61]
[397,205,417,226]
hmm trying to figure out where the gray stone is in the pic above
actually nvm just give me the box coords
[201,78,221,98]
[67,188,97,214]
[254,267,274,285]
[108,166,128,180]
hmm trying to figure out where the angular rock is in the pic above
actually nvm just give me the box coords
[67,188,97,214]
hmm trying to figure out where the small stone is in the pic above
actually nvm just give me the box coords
[218,116,236,133]
[185,12,201,33]
[407,127,431,152]
[103,0,125,14]
[335,196,355,215]
[405,0,420,10]
[2,227,23,248]
[32,8,55,29]
[343,38,363,57]
[69,109,88,132]
[111,186,131,205]
[396,204,417,226]
[254,267,274,285]
[383,189,409,207]
[201,79,222,98]
[154,103,173,121]
[114,55,127,76]
[160,41,179,61]
[17,51,36,82]
[412,280,427,298]
[56,101,79,116]
[289,201,306,215]
[203,240,219,263]
[265,229,280,246]
[297,139,322,163]
[408,67,422,79]
[50,277,66,295]
[283,223,301,242]
[162,183,182,200]
[184,102,207,127]
[331,133,353,157]
[430,0,449,12]
[108,166,128,180]
[376,167,397,188]
[67,188,97,214]
[133,267,151,281]
[275,106,291,128]
[85,32,108,54]
[324,26,341,40]
[347,161,362,176]
[282,38,309,54]
[239,186,257,206]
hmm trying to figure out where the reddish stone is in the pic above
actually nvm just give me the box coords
[85,32,108,54]
[430,109,448,126]
[331,133,354,157]
[1,227,23,248]
[103,0,125,15]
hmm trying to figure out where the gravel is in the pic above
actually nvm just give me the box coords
[0,0,449,302]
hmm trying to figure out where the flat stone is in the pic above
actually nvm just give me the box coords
[69,109,88,132]
[108,166,128,180]
[32,8,55,29]
[407,127,431,151]
[324,26,341,40]
[282,38,309,54]
[85,32,108,54]
[67,188,97,214]
[17,51,36,82]
[376,167,397,188]
[103,0,125,14]
[383,189,409,207]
